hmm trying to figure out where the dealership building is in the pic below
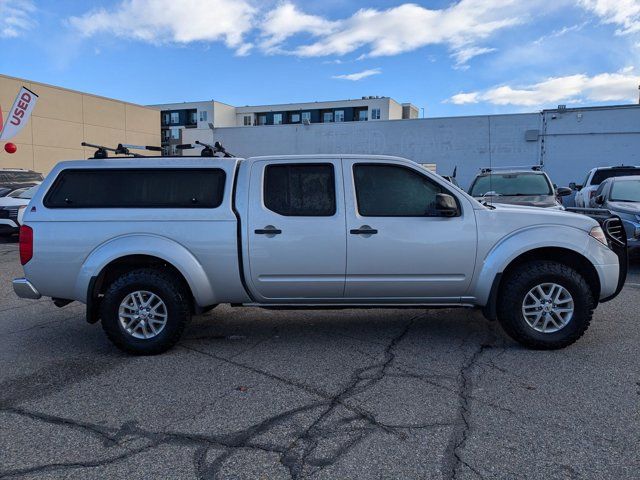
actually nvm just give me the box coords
[0,74,160,174]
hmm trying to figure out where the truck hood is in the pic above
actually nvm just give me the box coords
[473,194,559,208]
[606,201,640,215]
[479,202,598,232]
[0,197,29,207]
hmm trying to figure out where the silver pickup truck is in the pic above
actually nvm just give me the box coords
[13,154,627,354]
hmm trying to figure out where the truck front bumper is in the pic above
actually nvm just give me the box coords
[595,263,622,301]
[13,278,41,299]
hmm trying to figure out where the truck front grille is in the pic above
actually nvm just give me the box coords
[603,217,626,247]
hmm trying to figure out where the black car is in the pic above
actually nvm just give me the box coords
[0,169,44,197]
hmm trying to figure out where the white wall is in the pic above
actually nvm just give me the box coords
[213,102,236,128]
[182,106,640,190]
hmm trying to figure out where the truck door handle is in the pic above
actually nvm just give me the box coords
[255,226,282,235]
[350,226,378,235]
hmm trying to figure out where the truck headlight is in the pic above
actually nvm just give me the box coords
[589,226,608,246]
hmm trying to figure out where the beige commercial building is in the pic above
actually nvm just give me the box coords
[0,74,160,174]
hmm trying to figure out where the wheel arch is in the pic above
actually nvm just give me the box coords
[76,235,217,322]
[482,246,600,321]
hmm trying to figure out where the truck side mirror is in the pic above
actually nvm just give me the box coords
[556,187,572,197]
[569,182,577,190]
[435,193,459,217]
[594,194,605,205]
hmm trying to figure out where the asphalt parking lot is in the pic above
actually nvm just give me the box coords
[0,237,639,480]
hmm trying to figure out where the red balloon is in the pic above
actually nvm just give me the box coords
[4,143,17,154]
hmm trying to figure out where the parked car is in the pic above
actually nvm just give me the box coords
[13,154,626,354]
[468,168,571,209]
[591,175,640,250]
[0,185,39,236]
[0,169,43,197]
[572,165,640,208]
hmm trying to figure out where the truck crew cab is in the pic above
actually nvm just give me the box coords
[13,153,627,354]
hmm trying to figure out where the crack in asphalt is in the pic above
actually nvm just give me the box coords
[277,313,426,479]
[0,312,457,480]
[441,318,502,480]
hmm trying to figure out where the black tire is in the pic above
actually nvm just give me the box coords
[497,261,595,350]
[100,268,191,355]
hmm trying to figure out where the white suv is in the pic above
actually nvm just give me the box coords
[572,165,640,208]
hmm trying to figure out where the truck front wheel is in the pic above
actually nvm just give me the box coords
[100,269,191,355]
[497,261,595,350]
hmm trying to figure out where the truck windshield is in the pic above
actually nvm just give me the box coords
[591,168,640,185]
[469,173,552,197]
[610,180,640,202]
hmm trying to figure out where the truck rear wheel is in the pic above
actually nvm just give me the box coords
[100,268,191,355]
[497,261,595,350]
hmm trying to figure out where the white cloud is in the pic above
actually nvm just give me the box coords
[579,0,640,34]
[260,3,338,54]
[0,0,36,38]
[332,68,382,81]
[69,0,256,53]
[452,46,496,67]
[259,0,542,66]
[448,68,640,106]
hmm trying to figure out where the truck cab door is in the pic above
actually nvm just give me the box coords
[342,159,477,302]
[246,159,346,301]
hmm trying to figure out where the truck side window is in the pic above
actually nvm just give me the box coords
[44,168,226,208]
[264,164,336,216]
[354,164,444,217]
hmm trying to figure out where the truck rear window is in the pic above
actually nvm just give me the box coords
[44,168,226,208]
[0,171,43,183]
[591,167,640,185]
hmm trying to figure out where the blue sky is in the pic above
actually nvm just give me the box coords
[1,0,639,116]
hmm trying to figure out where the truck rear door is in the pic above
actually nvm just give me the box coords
[246,158,346,301]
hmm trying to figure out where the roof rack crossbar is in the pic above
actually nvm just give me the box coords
[176,140,235,158]
[81,142,162,159]
[479,164,543,173]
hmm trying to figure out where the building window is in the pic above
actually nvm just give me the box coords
[162,129,170,141]
[199,111,208,122]
[171,127,180,140]
[243,115,252,126]
[170,112,180,124]
[301,112,311,123]
[258,114,267,125]
[290,113,301,123]
[163,113,170,125]
[189,111,197,124]
[323,112,334,123]
[371,108,381,120]
[273,113,283,125]
[357,109,368,121]
[334,110,345,122]
[264,164,336,216]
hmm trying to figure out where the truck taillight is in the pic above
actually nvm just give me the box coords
[19,225,33,265]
